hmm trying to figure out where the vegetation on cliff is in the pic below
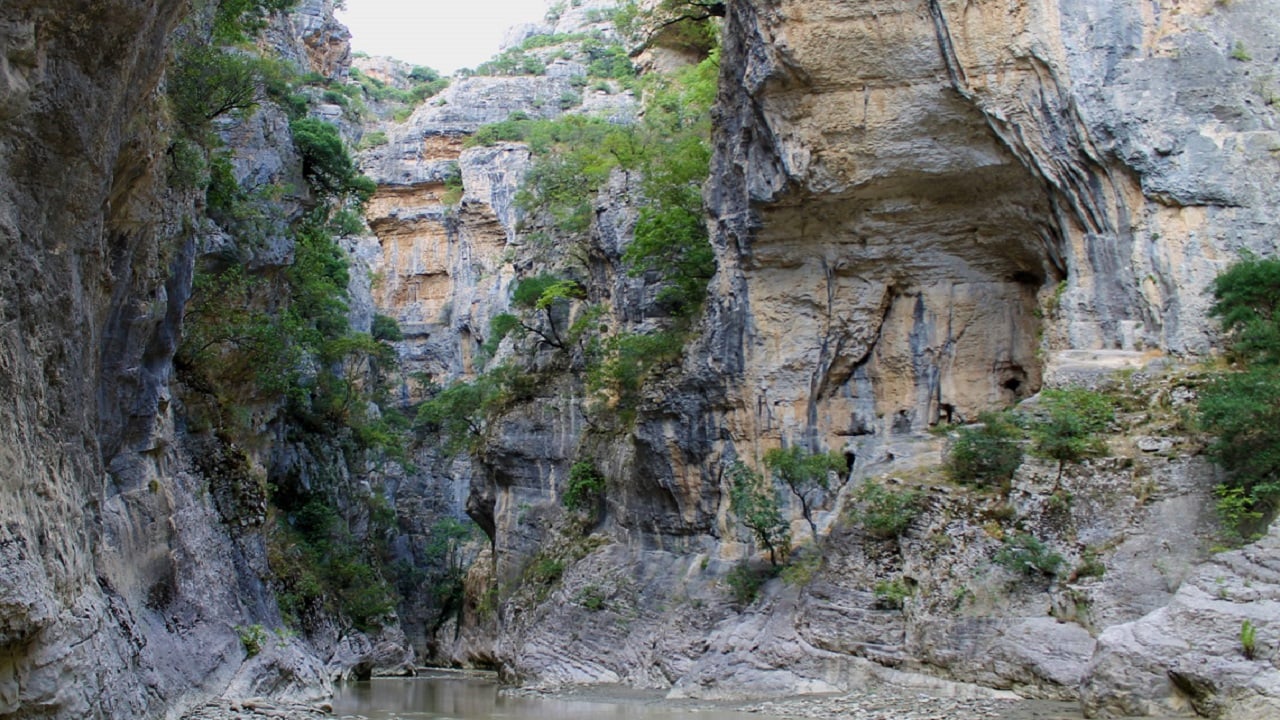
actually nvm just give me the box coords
[1200,255,1280,543]
[168,0,404,634]
[418,33,720,457]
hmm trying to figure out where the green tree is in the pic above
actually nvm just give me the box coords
[614,0,723,56]
[946,411,1024,488]
[507,274,586,349]
[1200,255,1280,542]
[763,446,848,542]
[422,517,476,630]
[1030,388,1113,482]
[291,117,377,202]
[728,461,790,566]
[213,0,300,43]
[169,46,265,131]
[415,377,498,456]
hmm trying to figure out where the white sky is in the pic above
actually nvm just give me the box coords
[336,0,552,75]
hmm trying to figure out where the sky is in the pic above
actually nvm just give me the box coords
[336,0,553,75]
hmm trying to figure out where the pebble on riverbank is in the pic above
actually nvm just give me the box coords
[182,698,333,720]
[743,691,1085,720]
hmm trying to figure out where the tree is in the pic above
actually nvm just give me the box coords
[946,411,1024,488]
[728,461,790,566]
[170,47,264,131]
[213,0,300,43]
[763,447,849,542]
[291,118,377,202]
[415,377,498,456]
[1200,255,1280,541]
[615,0,724,56]
[1030,388,1113,483]
[510,274,586,349]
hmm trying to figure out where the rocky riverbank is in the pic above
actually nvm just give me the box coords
[183,699,332,720]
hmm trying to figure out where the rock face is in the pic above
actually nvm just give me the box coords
[0,1,393,717]
[396,0,1280,715]
[3,0,1280,717]
[1082,522,1280,718]
[707,0,1279,450]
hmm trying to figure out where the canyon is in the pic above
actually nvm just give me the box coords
[1,0,1278,718]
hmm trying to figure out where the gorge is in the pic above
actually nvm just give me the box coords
[1,1,1279,719]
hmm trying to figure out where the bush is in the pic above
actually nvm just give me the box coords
[1200,255,1280,542]
[725,561,776,607]
[946,411,1024,487]
[994,532,1065,577]
[357,131,389,150]
[236,624,268,657]
[528,556,565,586]
[576,585,607,611]
[849,482,922,539]
[1241,619,1258,660]
[873,578,912,609]
[1030,388,1114,478]
[563,461,606,512]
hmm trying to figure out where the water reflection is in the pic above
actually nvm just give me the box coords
[332,674,765,720]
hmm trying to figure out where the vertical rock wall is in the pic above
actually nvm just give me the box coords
[706,0,1280,458]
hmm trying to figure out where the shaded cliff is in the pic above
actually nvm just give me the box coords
[1,1,404,716]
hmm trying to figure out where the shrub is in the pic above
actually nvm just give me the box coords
[576,585,607,611]
[357,131,389,150]
[236,624,269,657]
[588,331,683,409]
[528,556,565,586]
[946,411,1024,487]
[849,482,922,539]
[1241,619,1258,660]
[725,561,776,607]
[995,532,1065,577]
[873,578,913,609]
[1030,388,1114,479]
[563,461,606,512]
[1199,256,1280,543]
[779,551,821,587]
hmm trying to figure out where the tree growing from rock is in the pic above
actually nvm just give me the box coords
[728,461,790,566]
[763,446,849,542]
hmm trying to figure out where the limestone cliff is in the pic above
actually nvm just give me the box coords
[0,1,398,717]
[372,0,1280,716]
[3,0,1280,717]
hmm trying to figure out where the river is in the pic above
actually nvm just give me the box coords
[330,672,768,720]
[327,672,1125,720]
